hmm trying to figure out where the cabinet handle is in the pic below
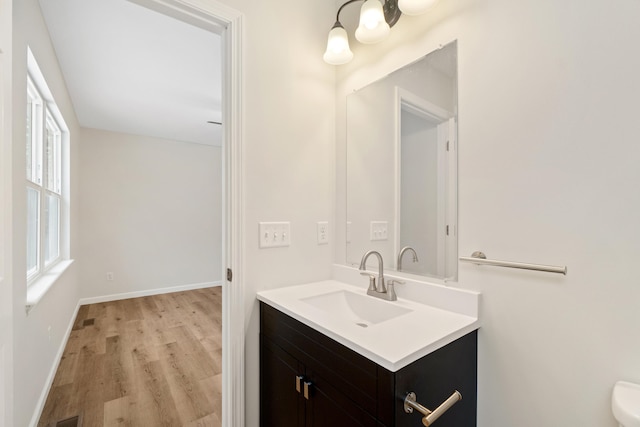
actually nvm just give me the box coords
[403,391,462,426]
[303,381,312,400]
[295,375,304,393]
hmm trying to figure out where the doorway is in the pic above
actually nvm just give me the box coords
[37,0,244,425]
[395,88,456,279]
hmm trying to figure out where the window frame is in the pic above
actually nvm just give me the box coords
[26,73,65,284]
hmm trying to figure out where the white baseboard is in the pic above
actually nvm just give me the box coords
[78,281,221,305]
[29,280,221,427]
[29,302,81,427]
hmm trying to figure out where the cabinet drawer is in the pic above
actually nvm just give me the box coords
[261,303,379,414]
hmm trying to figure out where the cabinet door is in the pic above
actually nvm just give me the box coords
[394,331,477,427]
[305,369,378,427]
[260,335,305,427]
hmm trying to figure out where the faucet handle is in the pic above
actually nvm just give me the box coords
[385,279,405,301]
[359,271,377,291]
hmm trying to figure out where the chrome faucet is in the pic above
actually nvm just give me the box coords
[397,246,419,271]
[359,250,401,301]
[359,250,385,292]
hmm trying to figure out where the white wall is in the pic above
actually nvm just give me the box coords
[346,81,397,265]
[213,0,336,425]
[336,0,640,425]
[11,0,81,425]
[78,128,222,299]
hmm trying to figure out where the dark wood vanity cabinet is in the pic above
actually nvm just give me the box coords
[260,302,477,427]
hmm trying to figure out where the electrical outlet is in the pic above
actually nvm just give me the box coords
[346,221,352,244]
[317,221,329,244]
[370,221,388,241]
[259,222,291,248]
[47,326,52,342]
[106,272,114,281]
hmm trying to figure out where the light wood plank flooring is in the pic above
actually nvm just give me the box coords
[38,287,222,427]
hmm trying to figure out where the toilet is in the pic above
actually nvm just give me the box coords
[612,381,640,427]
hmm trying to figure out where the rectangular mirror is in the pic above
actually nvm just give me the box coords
[346,41,458,281]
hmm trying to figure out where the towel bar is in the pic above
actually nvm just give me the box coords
[459,251,567,275]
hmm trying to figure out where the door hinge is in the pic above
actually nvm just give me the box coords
[446,140,450,151]
[226,268,233,282]
[446,225,449,236]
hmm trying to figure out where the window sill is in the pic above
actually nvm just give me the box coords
[26,259,74,314]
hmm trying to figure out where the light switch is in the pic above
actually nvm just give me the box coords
[370,221,388,241]
[259,222,291,248]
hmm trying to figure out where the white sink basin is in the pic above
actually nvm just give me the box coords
[257,279,480,371]
[301,290,412,326]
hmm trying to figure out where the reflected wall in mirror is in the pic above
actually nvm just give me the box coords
[346,41,458,280]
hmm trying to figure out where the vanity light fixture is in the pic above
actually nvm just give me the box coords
[323,0,440,65]
[354,0,391,44]
[398,0,439,15]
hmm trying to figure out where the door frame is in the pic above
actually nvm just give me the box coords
[394,87,452,277]
[0,0,14,425]
[128,1,245,425]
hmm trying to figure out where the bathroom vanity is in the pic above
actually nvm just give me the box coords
[258,279,480,427]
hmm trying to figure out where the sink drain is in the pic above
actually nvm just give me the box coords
[356,322,368,328]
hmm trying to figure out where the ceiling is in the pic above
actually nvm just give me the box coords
[38,0,222,146]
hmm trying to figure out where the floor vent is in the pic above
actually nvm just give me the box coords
[53,414,82,427]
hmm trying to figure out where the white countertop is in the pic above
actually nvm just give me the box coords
[257,279,480,372]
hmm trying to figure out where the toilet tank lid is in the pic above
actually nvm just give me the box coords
[613,381,640,427]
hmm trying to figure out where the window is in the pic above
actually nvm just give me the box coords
[26,74,64,282]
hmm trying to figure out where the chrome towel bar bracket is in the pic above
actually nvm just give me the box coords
[459,251,567,275]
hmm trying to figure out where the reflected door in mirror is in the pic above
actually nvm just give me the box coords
[346,41,458,281]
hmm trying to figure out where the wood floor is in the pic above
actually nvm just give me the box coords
[38,287,222,427]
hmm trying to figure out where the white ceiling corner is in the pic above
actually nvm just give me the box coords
[38,0,222,146]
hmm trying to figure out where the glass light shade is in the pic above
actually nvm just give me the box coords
[398,0,439,15]
[355,0,390,44]
[323,25,354,65]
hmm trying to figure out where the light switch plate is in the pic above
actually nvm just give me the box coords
[370,221,388,241]
[259,222,291,248]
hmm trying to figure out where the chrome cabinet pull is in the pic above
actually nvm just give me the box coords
[404,391,462,426]
[303,381,312,400]
[295,375,304,393]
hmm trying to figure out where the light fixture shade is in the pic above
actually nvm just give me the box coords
[323,24,354,65]
[398,0,439,16]
[355,0,390,44]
